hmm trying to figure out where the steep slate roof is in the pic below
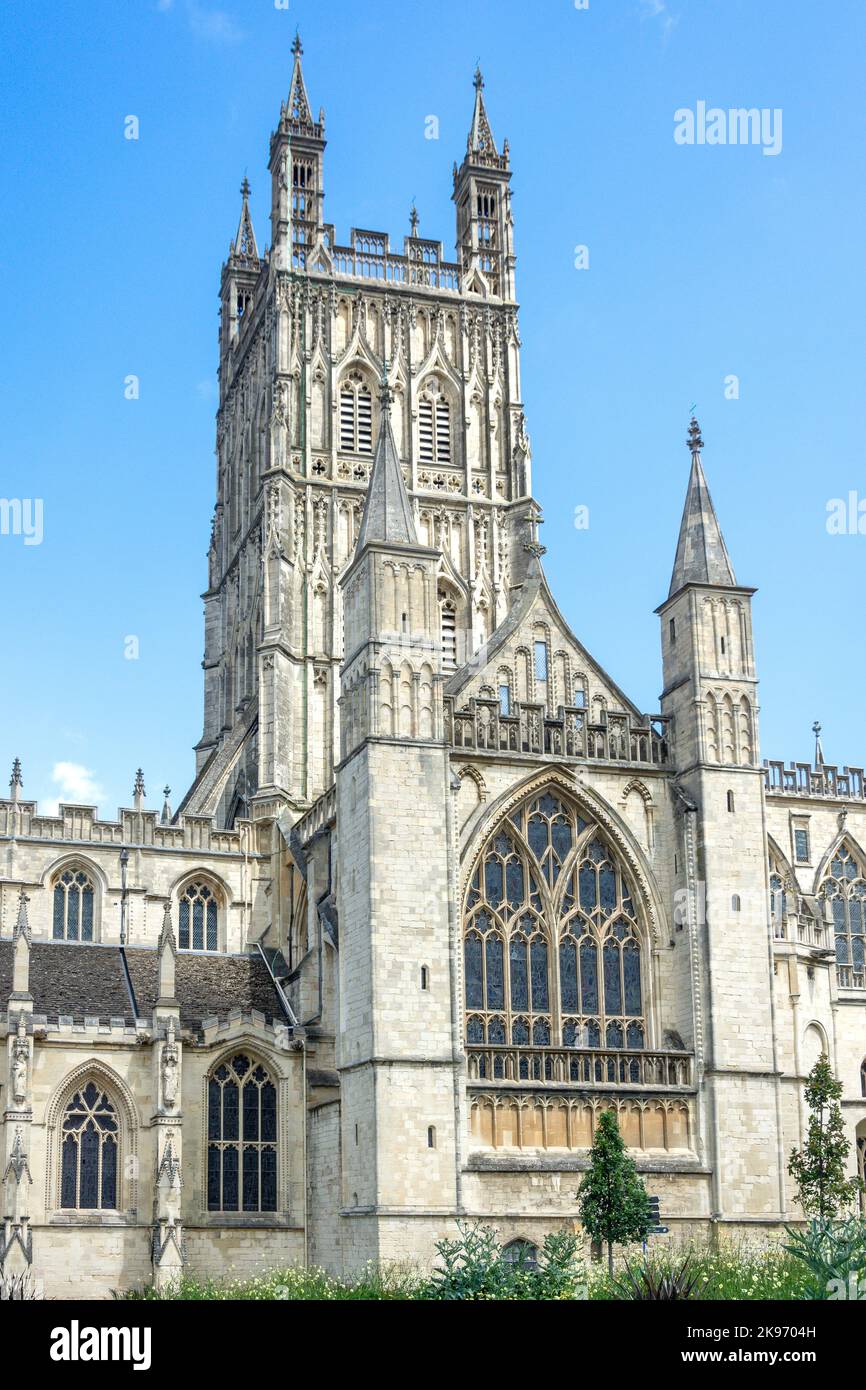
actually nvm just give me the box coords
[0,940,283,1032]
[354,387,417,551]
[668,422,736,597]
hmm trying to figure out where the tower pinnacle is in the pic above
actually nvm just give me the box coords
[355,367,416,551]
[232,176,259,262]
[668,419,737,598]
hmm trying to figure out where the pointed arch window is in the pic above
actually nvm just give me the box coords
[339,371,373,454]
[820,843,866,989]
[52,866,95,942]
[418,378,452,465]
[463,788,647,1065]
[60,1081,119,1210]
[207,1054,277,1213]
[178,880,220,952]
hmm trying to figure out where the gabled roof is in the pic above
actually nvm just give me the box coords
[444,554,643,719]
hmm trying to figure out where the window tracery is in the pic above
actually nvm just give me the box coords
[820,842,866,989]
[52,865,96,942]
[178,880,220,952]
[60,1081,119,1211]
[207,1053,277,1213]
[463,788,647,1058]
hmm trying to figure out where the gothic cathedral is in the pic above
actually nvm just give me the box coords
[2,43,864,1297]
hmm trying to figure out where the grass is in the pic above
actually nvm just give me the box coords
[118,1239,814,1301]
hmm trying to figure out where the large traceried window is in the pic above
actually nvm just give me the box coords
[463,789,647,1066]
[179,880,220,952]
[418,378,452,464]
[207,1054,277,1213]
[60,1081,119,1210]
[52,865,96,942]
[339,371,373,454]
[820,842,866,989]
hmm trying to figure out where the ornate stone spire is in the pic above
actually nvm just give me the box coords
[161,785,173,825]
[668,418,737,598]
[231,177,259,262]
[465,66,508,168]
[133,769,145,809]
[409,202,419,237]
[355,367,417,552]
[13,889,30,945]
[9,757,22,803]
[285,31,322,136]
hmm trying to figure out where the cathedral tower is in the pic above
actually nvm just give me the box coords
[182,46,535,829]
[657,421,784,1222]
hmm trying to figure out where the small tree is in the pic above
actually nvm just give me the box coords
[578,1109,653,1276]
[788,1054,863,1220]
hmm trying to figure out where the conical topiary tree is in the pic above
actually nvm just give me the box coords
[577,1108,654,1276]
[788,1054,863,1220]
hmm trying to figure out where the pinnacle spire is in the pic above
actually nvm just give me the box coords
[161,785,173,825]
[14,889,30,943]
[286,31,321,135]
[668,418,736,598]
[133,769,145,809]
[465,65,507,168]
[355,366,417,551]
[232,177,259,262]
[813,720,825,767]
[9,757,22,802]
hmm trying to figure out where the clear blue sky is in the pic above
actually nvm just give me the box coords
[1,0,864,817]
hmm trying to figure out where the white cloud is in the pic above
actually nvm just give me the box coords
[44,762,106,813]
[185,3,243,44]
[640,0,678,39]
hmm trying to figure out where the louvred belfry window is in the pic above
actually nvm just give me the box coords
[418,379,451,464]
[207,1054,278,1213]
[339,371,373,454]
[463,788,647,1061]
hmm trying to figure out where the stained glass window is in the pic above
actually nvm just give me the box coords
[52,868,95,942]
[60,1081,118,1210]
[207,1054,277,1212]
[820,843,866,989]
[179,881,219,951]
[463,787,645,1055]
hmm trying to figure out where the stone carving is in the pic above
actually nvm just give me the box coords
[160,1022,179,1110]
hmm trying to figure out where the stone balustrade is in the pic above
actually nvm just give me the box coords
[466,1044,693,1090]
[446,697,670,766]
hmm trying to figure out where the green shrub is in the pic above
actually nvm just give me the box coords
[421,1220,586,1301]
[783,1218,866,1300]
[612,1255,703,1301]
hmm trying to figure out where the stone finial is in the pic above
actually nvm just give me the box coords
[133,769,145,807]
[13,889,30,944]
[812,720,825,767]
[473,64,484,92]
[10,757,22,802]
[378,359,393,413]
[161,786,172,825]
[240,175,250,201]
[687,416,704,453]
[409,202,419,237]
[158,900,177,954]
[291,29,302,58]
